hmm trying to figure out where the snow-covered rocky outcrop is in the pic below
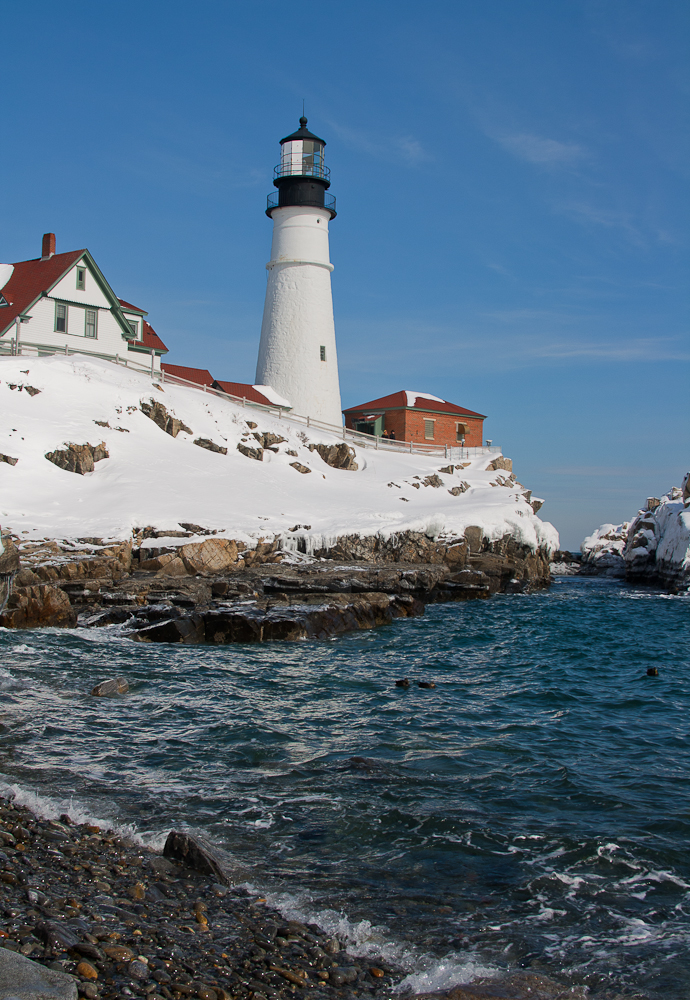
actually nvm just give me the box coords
[0,355,557,556]
[581,478,690,592]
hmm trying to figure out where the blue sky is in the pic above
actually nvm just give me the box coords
[3,1,688,548]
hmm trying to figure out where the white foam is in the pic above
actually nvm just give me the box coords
[0,781,167,851]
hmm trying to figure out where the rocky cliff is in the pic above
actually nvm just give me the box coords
[580,475,690,593]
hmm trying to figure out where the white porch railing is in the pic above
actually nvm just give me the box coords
[0,338,500,460]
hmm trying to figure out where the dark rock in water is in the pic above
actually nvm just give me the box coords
[0,947,77,999]
[415,969,589,999]
[343,756,394,776]
[133,614,204,643]
[395,678,410,687]
[164,830,229,885]
[330,966,359,986]
[91,676,129,696]
[418,680,436,689]
[647,667,659,676]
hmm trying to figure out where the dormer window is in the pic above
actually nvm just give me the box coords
[76,267,86,290]
[127,320,138,339]
[0,295,8,307]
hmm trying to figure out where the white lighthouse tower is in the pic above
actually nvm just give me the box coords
[255,117,342,426]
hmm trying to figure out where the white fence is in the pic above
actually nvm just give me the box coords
[0,338,500,461]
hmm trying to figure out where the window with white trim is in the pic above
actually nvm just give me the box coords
[424,419,435,440]
[85,308,98,339]
[127,320,138,339]
[55,302,67,332]
[456,422,466,442]
[76,267,86,290]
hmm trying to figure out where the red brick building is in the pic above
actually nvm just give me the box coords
[343,391,486,447]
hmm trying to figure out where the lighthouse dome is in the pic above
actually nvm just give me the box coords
[276,116,328,182]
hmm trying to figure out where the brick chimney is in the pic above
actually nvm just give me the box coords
[41,233,56,259]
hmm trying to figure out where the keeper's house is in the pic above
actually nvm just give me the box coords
[0,233,168,369]
[343,390,486,447]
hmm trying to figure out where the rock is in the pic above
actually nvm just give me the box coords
[133,615,204,643]
[128,959,149,980]
[44,442,108,475]
[178,538,239,575]
[308,442,358,471]
[91,676,129,696]
[448,483,469,496]
[0,535,20,577]
[0,453,18,466]
[463,526,484,553]
[193,437,228,455]
[237,442,263,461]
[103,945,135,961]
[0,583,76,629]
[530,498,544,514]
[422,474,443,488]
[163,830,229,884]
[330,967,358,986]
[370,967,384,978]
[140,400,192,437]
[486,456,513,472]
[254,432,287,449]
[36,919,80,950]
[289,462,311,474]
[75,959,98,980]
[0,947,78,999]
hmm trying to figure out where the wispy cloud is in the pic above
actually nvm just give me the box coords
[494,132,586,166]
[557,200,642,242]
[326,120,431,165]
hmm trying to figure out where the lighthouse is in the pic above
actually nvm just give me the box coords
[255,117,342,426]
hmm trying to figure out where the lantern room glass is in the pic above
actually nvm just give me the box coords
[279,139,326,178]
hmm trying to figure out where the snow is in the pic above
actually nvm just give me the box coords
[0,355,558,554]
[252,384,292,408]
[0,264,14,291]
[582,488,690,580]
[404,390,446,407]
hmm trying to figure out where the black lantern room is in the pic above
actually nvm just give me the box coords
[266,117,336,219]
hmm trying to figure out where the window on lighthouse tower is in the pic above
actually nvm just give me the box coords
[320,346,327,362]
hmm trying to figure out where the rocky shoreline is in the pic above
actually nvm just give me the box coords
[0,528,553,639]
[0,794,640,1000]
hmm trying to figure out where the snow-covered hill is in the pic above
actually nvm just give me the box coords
[0,356,557,554]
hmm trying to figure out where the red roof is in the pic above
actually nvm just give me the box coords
[129,321,168,355]
[0,250,85,335]
[161,362,213,385]
[343,390,486,419]
[118,298,147,315]
[213,380,281,407]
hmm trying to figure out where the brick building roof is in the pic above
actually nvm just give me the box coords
[161,363,214,386]
[213,381,286,407]
[343,390,485,419]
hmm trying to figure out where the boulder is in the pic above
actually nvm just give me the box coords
[44,441,108,474]
[91,677,129,696]
[308,442,358,470]
[163,830,229,884]
[193,437,227,455]
[448,483,469,496]
[0,453,18,466]
[422,474,443,488]
[0,583,76,628]
[486,456,513,472]
[237,442,263,461]
[463,526,484,553]
[140,399,192,437]
[0,947,77,999]
[290,462,311,474]
[178,538,239,575]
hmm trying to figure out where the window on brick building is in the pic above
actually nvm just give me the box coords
[456,422,466,442]
[424,419,435,440]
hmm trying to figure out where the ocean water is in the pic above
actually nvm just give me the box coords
[1,576,689,997]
